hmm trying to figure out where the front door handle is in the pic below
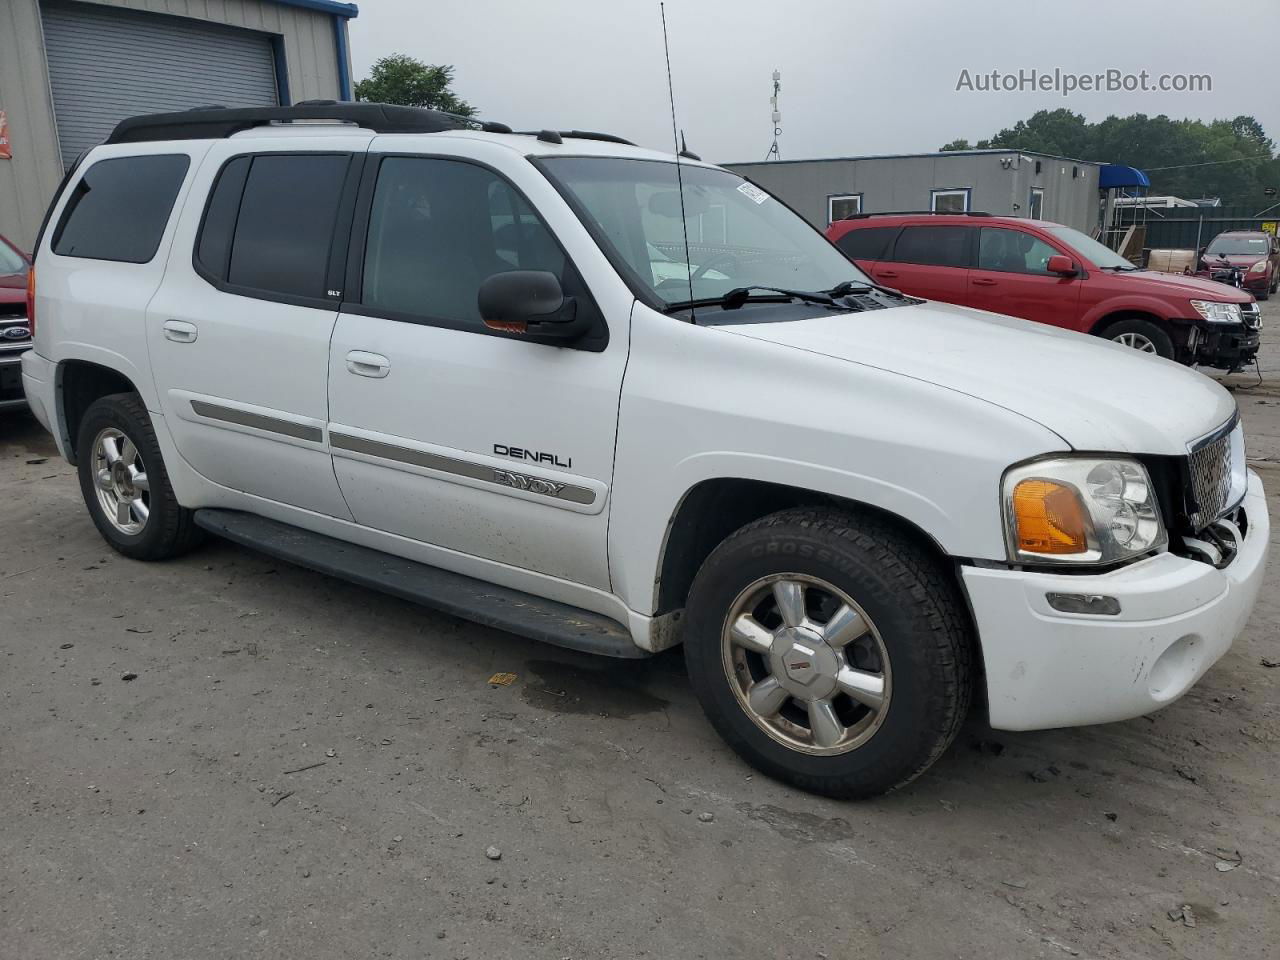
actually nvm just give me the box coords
[346,350,390,379]
[971,278,998,287]
[162,320,198,343]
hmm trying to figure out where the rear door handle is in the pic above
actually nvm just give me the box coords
[162,320,198,343]
[971,278,998,287]
[346,350,390,378]
[875,270,899,279]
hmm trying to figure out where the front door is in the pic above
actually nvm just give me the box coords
[965,226,1083,330]
[326,150,629,590]
[148,137,369,518]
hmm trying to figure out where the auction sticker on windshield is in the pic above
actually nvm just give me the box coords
[737,182,770,204]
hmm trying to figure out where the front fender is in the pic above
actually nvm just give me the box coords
[1082,296,1174,333]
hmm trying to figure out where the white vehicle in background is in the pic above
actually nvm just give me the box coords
[21,103,1267,798]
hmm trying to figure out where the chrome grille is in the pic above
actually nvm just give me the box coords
[1187,430,1234,529]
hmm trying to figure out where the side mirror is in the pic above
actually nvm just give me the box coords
[1046,254,1078,277]
[477,271,586,343]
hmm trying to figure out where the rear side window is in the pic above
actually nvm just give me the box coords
[52,154,189,263]
[835,226,897,261]
[224,154,351,299]
[891,226,972,268]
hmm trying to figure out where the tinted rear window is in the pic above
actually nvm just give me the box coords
[52,154,190,263]
[224,154,350,299]
[891,226,972,268]
[835,226,897,261]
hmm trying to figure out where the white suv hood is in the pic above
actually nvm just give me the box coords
[718,300,1236,455]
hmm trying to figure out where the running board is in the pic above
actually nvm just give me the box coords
[192,509,647,659]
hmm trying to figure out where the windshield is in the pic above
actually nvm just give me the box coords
[0,239,24,276]
[1042,223,1136,269]
[1206,234,1270,256]
[537,157,870,306]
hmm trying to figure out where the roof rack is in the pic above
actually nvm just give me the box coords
[843,210,993,220]
[105,101,514,145]
[517,130,637,147]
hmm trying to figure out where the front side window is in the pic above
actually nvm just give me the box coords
[977,227,1062,274]
[537,157,871,307]
[930,188,970,213]
[53,154,190,263]
[828,194,862,225]
[892,225,972,268]
[361,157,579,328]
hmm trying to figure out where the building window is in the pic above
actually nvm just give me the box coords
[1029,187,1045,220]
[827,194,862,225]
[930,188,970,213]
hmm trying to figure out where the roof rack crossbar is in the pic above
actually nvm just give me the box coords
[105,102,510,145]
[843,210,993,220]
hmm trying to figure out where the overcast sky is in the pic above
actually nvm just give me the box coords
[349,0,1280,164]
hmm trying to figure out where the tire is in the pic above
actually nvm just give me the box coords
[1270,272,1278,295]
[76,392,203,560]
[683,507,972,799]
[1102,317,1174,359]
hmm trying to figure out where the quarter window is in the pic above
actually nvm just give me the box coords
[977,227,1062,274]
[835,225,897,261]
[930,188,970,213]
[827,194,862,225]
[892,225,972,268]
[52,154,190,263]
[361,157,577,329]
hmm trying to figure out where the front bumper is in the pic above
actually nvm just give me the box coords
[1,349,30,411]
[963,470,1268,731]
[1186,318,1260,370]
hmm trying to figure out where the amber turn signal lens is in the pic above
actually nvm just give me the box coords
[1012,479,1090,554]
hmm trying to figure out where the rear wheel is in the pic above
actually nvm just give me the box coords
[683,508,972,799]
[76,393,203,560]
[1103,317,1174,359]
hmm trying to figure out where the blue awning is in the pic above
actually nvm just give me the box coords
[1099,164,1151,189]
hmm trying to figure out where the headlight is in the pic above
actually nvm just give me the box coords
[1248,260,1267,274]
[1003,458,1167,565]
[1190,300,1243,324]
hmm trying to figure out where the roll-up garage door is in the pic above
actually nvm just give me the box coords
[41,1,279,169]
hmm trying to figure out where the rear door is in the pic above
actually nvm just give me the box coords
[965,226,1083,329]
[147,136,369,517]
[870,224,973,303]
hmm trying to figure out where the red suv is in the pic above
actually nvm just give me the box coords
[1200,230,1279,300]
[826,213,1260,371]
[0,232,32,412]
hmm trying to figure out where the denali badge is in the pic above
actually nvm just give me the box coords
[494,443,572,469]
[1,325,30,340]
[493,468,567,498]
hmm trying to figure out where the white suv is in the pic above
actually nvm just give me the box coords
[21,103,1268,798]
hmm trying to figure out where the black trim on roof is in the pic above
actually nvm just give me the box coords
[105,102,512,144]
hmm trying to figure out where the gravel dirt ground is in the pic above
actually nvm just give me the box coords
[3,304,1279,960]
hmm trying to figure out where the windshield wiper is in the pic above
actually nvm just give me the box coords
[827,279,906,298]
[662,285,839,313]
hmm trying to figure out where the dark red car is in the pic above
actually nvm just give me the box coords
[1200,230,1280,300]
[1,232,32,412]
[827,213,1260,371]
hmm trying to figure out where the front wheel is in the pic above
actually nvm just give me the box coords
[1103,317,1175,359]
[76,393,203,560]
[683,508,973,799]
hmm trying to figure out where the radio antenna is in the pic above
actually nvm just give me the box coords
[660,2,696,321]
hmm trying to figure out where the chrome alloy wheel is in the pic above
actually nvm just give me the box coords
[92,427,150,535]
[1113,331,1157,353]
[721,574,891,756]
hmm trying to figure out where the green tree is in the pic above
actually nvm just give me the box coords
[939,138,971,151]
[354,54,475,117]
[946,110,1278,205]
